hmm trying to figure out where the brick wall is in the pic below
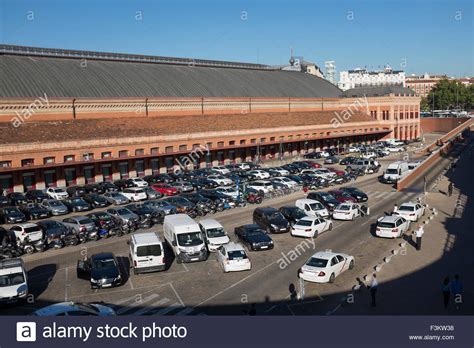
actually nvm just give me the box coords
[420,117,470,134]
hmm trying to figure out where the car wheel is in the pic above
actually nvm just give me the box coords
[329,273,335,283]
[349,260,354,270]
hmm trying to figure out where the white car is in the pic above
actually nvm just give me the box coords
[347,146,360,153]
[128,177,149,187]
[0,258,28,304]
[361,152,376,159]
[212,166,231,175]
[235,163,251,170]
[291,216,332,238]
[295,198,329,218]
[271,177,298,188]
[332,203,361,221]
[121,187,147,201]
[215,186,239,199]
[393,202,425,222]
[299,250,354,283]
[33,302,116,316]
[46,187,68,200]
[375,215,410,238]
[387,146,404,153]
[9,223,43,243]
[207,175,233,186]
[199,218,230,252]
[269,168,290,176]
[248,170,271,180]
[216,242,251,273]
[319,151,330,158]
[247,180,274,194]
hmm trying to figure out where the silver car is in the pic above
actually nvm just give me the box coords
[103,192,129,205]
[168,181,194,193]
[41,199,69,216]
[106,207,139,224]
[143,199,176,215]
[62,216,98,234]
[143,187,162,199]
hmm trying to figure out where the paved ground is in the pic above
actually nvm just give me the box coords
[2,139,471,317]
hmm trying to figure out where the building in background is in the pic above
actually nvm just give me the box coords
[406,73,473,97]
[279,56,324,78]
[324,61,337,85]
[338,65,405,91]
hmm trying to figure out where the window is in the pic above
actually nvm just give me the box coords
[206,142,213,149]
[217,142,224,147]
[179,145,187,151]
[43,157,55,164]
[151,147,159,155]
[0,161,12,168]
[135,148,145,156]
[229,140,235,146]
[21,159,34,166]
[192,144,200,149]
[240,140,246,145]
[64,155,75,162]
[165,146,174,153]
[260,138,266,143]
[101,152,112,159]
[270,137,275,142]
[118,150,128,158]
[250,139,256,144]
[83,152,94,161]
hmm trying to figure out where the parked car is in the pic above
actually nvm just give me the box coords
[37,220,78,248]
[125,203,161,225]
[0,258,28,303]
[306,191,340,211]
[299,250,354,283]
[33,302,116,316]
[216,242,251,273]
[114,179,134,191]
[9,223,43,244]
[151,183,178,196]
[162,196,196,216]
[0,207,27,224]
[291,216,332,238]
[25,190,49,203]
[40,199,69,216]
[76,253,123,289]
[278,206,307,226]
[207,175,233,186]
[168,181,194,193]
[127,177,149,187]
[295,198,329,218]
[340,187,368,202]
[234,224,274,251]
[328,190,357,203]
[98,181,119,192]
[198,218,230,252]
[64,197,92,212]
[247,180,274,194]
[84,183,105,194]
[6,192,27,206]
[143,200,177,216]
[247,170,271,180]
[375,215,410,238]
[107,207,139,225]
[46,187,69,200]
[66,186,87,198]
[0,196,10,208]
[103,192,129,205]
[393,202,425,222]
[83,194,110,208]
[142,187,162,200]
[332,203,362,221]
[19,203,50,220]
[253,207,290,234]
[324,156,339,164]
[62,216,99,235]
[339,156,357,165]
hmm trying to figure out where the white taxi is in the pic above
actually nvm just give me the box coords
[375,215,410,238]
[291,216,332,238]
[299,250,354,283]
[332,203,361,221]
[393,202,425,222]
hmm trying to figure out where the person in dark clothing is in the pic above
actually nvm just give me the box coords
[448,182,453,197]
[248,303,256,316]
[369,274,378,307]
[442,276,451,309]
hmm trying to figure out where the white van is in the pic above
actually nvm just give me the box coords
[163,214,208,263]
[295,199,329,218]
[382,161,409,184]
[0,258,28,304]
[198,218,230,252]
[129,232,165,274]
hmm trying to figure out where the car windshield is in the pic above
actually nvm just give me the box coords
[4,207,19,214]
[306,257,328,268]
[137,244,162,257]
[296,220,312,227]
[309,202,324,210]
[93,258,116,269]
[77,218,93,224]
[206,227,226,238]
[268,212,284,220]
[338,205,351,211]
[53,189,64,193]
[398,206,414,212]
[95,213,110,220]
[24,226,41,233]
[228,250,247,260]
[50,201,62,207]
[0,272,25,287]
[245,229,264,236]
[386,169,398,174]
[378,221,396,228]
[71,198,83,203]
[116,208,131,215]
[177,232,203,246]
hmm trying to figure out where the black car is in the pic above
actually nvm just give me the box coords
[66,186,87,198]
[83,194,110,208]
[84,183,105,194]
[0,206,27,224]
[340,156,358,165]
[180,192,216,214]
[303,152,320,159]
[306,191,340,211]
[340,187,368,202]
[64,197,92,212]
[125,203,160,225]
[234,224,274,251]
[279,206,308,226]
[77,252,123,289]
[87,211,119,231]
[287,175,304,185]
[6,192,27,206]
[113,179,134,191]
[25,189,49,203]
[253,207,290,233]
[143,200,177,216]
[281,164,300,174]
[19,203,51,220]
[324,156,339,164]
[0,196,9,207]
[37,220,79,247]
[98,181,119,192]
[162,196,196,216]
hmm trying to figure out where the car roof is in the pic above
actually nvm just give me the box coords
[379,215,400,223]
[131,232,162,245]
[297,198,319,204]
[238,224,261,230]
[400,201,417,207]
[91,252,115,260]
[33,302,98,316]
[298,216,318,222]
[198,218,223,229]
[223,242,246,252]
[256,207,278,213]
[309,250,338,259]
[14,223,38,228]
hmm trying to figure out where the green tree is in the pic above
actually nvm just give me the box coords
[426,79,473,111]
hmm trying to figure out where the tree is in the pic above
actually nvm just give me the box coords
[425,79,473,111]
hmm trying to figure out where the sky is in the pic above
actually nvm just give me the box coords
[1,0,473,78]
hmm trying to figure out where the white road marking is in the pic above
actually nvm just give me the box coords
[153,303,182,315]
[175,307,194,316]
[132,298,170,316]
[116,293,161,315]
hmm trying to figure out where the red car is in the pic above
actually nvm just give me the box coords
[151,183,178,196]
[303,161,322,168]
[327,167,346,176]
[328,190,356,203]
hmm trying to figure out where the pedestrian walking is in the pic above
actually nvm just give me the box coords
[442,276,451,309]
[448,182,453,197]
[451,275,463,310]
[369,273,378,307]
[415,225,424,251]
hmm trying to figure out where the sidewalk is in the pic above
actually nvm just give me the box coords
[334,137,474,315]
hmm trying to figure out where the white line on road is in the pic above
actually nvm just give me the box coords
[116,293,161,315]
[153,303,182,315]
[131,298,170,316]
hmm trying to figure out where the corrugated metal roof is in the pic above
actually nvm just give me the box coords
[342,86,416,98]
[0,53,342,99]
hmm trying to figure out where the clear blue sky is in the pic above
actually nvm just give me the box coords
[1,0,473,77]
